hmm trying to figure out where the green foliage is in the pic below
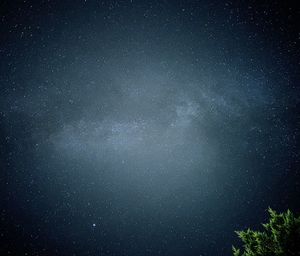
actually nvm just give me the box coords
[232,208,300,256]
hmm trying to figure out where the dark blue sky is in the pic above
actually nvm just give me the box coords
[1,1,299,255]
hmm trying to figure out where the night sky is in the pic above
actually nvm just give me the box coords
[1,1,300,255]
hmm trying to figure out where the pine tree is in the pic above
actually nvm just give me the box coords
[232,208,300,256]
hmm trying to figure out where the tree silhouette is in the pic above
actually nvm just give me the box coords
[233,208,300,256]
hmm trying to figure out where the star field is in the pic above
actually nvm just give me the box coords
[1,1,299,255]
